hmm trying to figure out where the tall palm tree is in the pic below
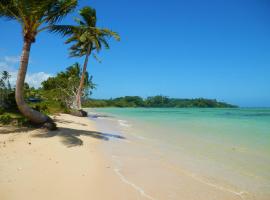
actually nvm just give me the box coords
[52,6,120,109]
[0,0,77,128]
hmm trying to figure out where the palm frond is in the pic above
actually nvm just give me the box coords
[1,0,78,42]
[100,28,120,41]
[79,6,96,27]
[99,37,110,49]
[48,24,75,36]
[73,17,84,26]
[64,6,120,59]
[93,53,102,63]
[0,0,20,21]
[44,0,77,24]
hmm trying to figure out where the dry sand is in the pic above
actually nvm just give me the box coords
[0,114,142,200]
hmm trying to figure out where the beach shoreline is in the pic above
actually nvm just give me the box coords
[1,111,269,200]
[89,108,270,200]
[91,110,246,200]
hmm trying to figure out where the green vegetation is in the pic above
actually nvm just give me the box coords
[83,96,237,108]
[0,64,95,126]
[0,71,16,111]
[41,63,95,110]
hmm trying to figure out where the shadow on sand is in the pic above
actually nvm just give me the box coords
[0,126,35,134]
[32,127,125,147]
[53,118,88,127]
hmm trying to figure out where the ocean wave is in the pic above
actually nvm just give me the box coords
[118,119,131,127]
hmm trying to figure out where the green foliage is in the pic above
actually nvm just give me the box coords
[32,104,49,114]
[41,63,95,109]
[0,63,96,118]
[145,95,170,107]
[0,0,78,42]
[29,100,68,115]
[82,100,108,107]
[0,106,5,115]
[51,6,120,60]
[16,117,29,127]
[0,114,12,125]
[24,83,42,99]
[83,96,237,108]
[0,112,32,127]
[0,71,17,112]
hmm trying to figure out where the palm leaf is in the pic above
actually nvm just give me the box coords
[49,24,75,36]
[79,6,96,27]
[0,0,78,41]
[0,0,20,21]
[65,6,120,59]
[44,0,77,24]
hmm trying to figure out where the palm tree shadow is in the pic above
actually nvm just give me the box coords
[0,126,35,134]
[54,118,88,126]
[33,127,125,148]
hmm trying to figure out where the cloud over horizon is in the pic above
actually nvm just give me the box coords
[0,55,52,88]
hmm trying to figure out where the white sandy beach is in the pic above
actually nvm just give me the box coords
[0,114,143,200]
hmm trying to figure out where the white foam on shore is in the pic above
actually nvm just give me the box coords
[189,173,248,200]
[111,155,156,200]
[114,168,157,200]
[118,119,131,127]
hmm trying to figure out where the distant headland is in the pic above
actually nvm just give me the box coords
[83,96,237,108]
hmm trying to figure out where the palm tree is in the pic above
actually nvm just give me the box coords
[52,6,120,109]
[0,0,77,128]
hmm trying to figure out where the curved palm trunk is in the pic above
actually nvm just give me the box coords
[16,40,55,128]
[76,45,91,109]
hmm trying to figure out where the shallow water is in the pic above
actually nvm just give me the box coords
[87,108,270,200]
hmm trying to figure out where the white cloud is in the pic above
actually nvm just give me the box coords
[0,62,9,70]
[4,56,21,64]
[6,70,52,88]
[26,72,52,88]
[0,55,18,71]
[0,55,52,88]
[5,70,52,88]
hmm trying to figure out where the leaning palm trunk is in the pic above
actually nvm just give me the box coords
[15,40,56,129]
[76,45,91,109]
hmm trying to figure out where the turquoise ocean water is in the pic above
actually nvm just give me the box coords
[88,108,270,200]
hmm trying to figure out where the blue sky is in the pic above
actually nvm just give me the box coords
[0,0,270,107]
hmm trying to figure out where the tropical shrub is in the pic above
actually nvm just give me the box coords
[0,114,12,125]
[41,63,95,110]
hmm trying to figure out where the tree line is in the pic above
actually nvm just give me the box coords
[83,96,237,108]
[0,67,236,125]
